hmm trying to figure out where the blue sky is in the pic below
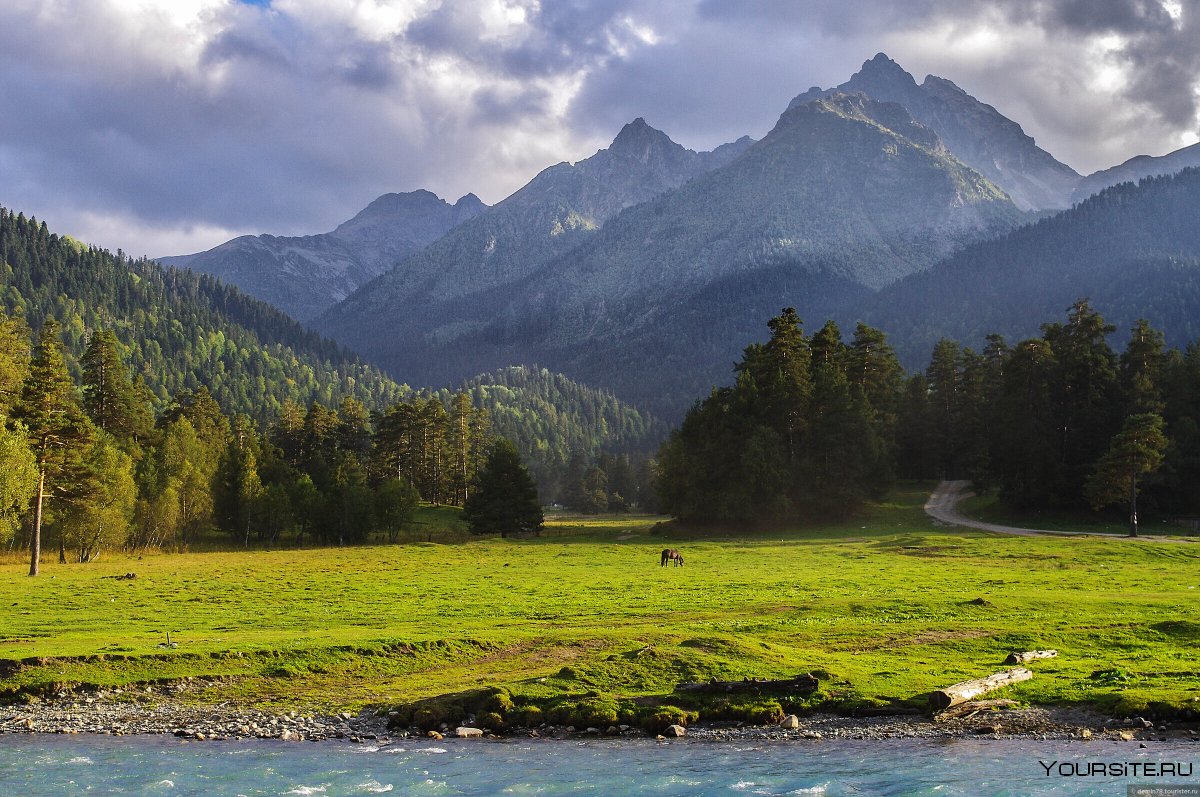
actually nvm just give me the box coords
[0,0,1195,258]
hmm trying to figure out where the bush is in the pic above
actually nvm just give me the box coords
[479,711,506,731]
[641,704,698,732]
[514,705,543,727]
[481,687,514,714]
[707,699,785,725]
[546,695,620,727]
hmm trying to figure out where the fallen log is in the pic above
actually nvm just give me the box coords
[933,698,1019,721]
[1005,649,1057,664]
[929,668,1033,711]
[678,674,819,694]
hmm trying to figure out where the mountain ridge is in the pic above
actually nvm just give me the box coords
[160,190,486,321]
[318,92,1026,418]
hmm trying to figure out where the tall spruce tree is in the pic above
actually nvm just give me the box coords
[463,439,543,537]
[1042,299,1120,503]
[14,320,94,575]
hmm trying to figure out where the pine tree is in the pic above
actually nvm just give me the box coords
[1042,299,1120,502]
[448,392,474,505]
[14,320,94,575]
[80,328,153,452]
[1085,413,1168,536]
[215,415,264,546]
[463,439,543,537]
[1120,319,1166,415]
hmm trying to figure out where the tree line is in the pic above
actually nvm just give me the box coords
[657,302,1197,531]
[0,313,523,574]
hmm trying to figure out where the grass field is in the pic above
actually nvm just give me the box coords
[2,483,1198,726]
[958,492,1191,536]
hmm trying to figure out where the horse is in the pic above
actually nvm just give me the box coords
[661,548,684,567]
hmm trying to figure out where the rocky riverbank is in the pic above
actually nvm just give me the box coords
[2,693,1198,744]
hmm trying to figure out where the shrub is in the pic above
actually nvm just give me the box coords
[641,704,698,732]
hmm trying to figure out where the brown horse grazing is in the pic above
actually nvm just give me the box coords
[661,548,684,567]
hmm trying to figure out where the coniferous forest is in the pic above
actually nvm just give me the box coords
[658,303,1200,527]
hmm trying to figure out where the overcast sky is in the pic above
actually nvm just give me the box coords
[1,0,1196,257]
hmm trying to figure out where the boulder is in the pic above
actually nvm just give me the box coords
[779,715,800,729]
[455,726,484,738]
[663,724,686,738]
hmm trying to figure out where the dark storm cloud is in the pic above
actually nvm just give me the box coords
[0,0,1195,258]
[404,0,638,78]
[690,0,1200,145]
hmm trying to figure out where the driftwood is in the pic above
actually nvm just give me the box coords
[929,668,1033,711]
[933,698,1019,721]
[1005,649,1057,664]
[678,674,819,694]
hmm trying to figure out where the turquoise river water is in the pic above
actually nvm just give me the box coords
[0,735,1197,796]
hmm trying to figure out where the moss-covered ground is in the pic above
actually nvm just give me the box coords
[1,484,1197,727]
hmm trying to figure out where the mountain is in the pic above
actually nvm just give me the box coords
[315,118,753,334]
[319,94,1025,418]
[789,53,1081,211]
[1072,142,1200,203]
[857,168,1200,367]
[160,190,486,321]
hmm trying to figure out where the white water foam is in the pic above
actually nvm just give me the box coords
[156,780,175,788]
[286,787,327,795]
[65,756,94,765]
[355,781,393,793]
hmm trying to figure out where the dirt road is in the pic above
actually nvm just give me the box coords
[922,480,1186,541]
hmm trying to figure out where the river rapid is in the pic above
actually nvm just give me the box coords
[1,734,1197,796]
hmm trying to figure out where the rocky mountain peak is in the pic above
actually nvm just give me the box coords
[857,52,918,84]
[784,53,1079,210]
[606,117,686,163]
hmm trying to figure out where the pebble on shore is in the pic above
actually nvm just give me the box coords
[1,694,1194,744]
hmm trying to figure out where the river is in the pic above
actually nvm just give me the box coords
[1,735,1197,796]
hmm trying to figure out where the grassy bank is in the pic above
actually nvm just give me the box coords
[2,483,1198,727]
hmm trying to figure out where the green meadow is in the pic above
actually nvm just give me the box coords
[2,484,1198,726]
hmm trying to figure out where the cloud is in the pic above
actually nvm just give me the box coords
[0,0,1196,259]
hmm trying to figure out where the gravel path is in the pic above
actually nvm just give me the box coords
[924,480,1194,542]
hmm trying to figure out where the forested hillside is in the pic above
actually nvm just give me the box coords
[454,365,666,497]
[0,208,406,420]
[860,169,1200,367]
